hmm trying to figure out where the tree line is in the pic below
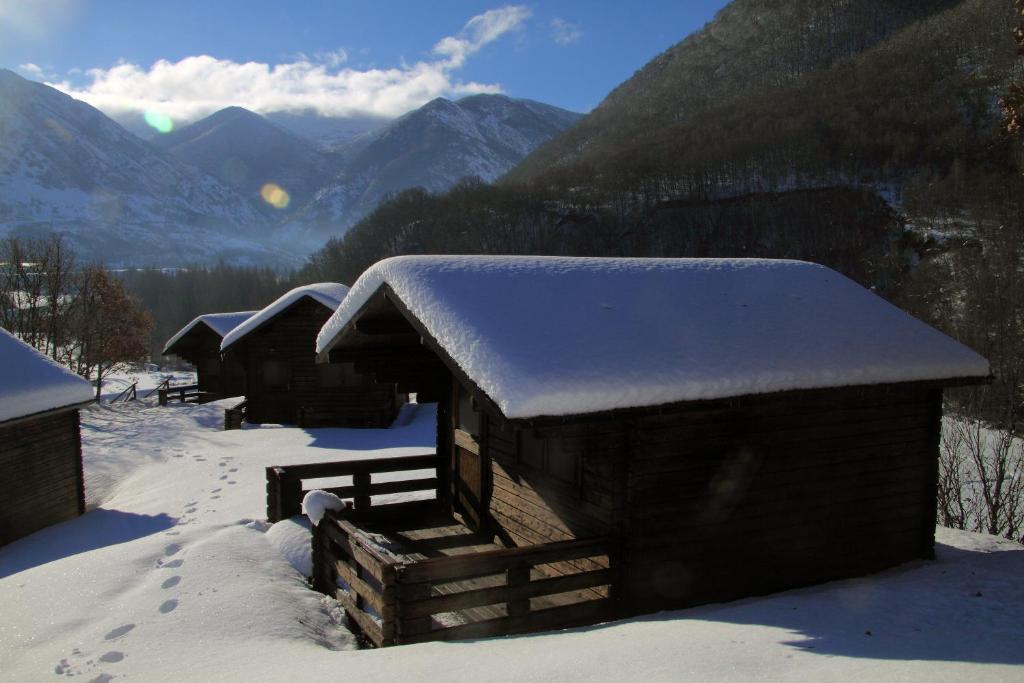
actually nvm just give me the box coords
[0,235,152,396]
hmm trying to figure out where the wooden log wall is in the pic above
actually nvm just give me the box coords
[0,410,84,546]
[621,384,944,613]
[242,298,400,426]
[485,416,626,586]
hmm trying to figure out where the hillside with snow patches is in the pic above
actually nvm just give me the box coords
[0,68,580,265]
[0,69,288,267]
[284,95,582,241]
[0,376,1020,681]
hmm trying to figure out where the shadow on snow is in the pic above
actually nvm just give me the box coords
[0,508,176,579]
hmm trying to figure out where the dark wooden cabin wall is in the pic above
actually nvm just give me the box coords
[168,325,246,397]
[622,384,943,613]
[485,416,626,577]
[242,298,398,426]
[0,410,84,546]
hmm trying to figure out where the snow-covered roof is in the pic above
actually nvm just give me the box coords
[221,283,349,352]
[0,327,95,423]
[162,311,257,355]
[316,256,990,420]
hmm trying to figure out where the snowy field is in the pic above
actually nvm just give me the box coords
[0,397,1022,682]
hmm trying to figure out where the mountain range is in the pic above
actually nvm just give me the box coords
[0,68,579,266]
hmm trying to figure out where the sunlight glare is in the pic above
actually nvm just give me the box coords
[144,110,174,134]
[260,182,290,209]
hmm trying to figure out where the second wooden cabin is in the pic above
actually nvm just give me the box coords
[221,283,401,428]
[304,255,991,643]
[162,311,255,401]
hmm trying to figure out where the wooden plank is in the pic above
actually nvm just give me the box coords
[454,428,480,455]
[630,428,932,477]
[331,585,388,646]
[321,478,439,499]
[398,568,615,619]
[333,558,394,618]
[280,453,438,479]
[398,537,611,583]
[322,521,397,584]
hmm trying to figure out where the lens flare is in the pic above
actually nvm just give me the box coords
[260,182,290,209]
[144,110,174,134]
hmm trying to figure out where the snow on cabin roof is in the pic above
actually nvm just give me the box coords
[0,327,94,423]
[162,311,257,355]
[220,283,349,352]
[316,255,991,420]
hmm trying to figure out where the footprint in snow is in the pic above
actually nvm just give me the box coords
[228,468,238,473]
[185,507,197,514]
[163,543,181,557]
[87,675,114,683]
[104,624,135,640]
[218,462,227,467]
[219,475,228,480]
[99,651,124,663]
[227,480,236,485]
[210,488,221,493]
[159,599,178,614]
[161,576,181,589]
[160,559,183,569]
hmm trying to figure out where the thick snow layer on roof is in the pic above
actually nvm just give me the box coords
[317,256,990,419]
[0,327,94,423]
[220,283,349,352]
[162,311,256,355]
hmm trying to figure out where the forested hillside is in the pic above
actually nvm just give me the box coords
[299,0,1023,434]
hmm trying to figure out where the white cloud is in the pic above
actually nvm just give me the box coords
[48,5,530,125]
[18,63,44,77]
[551,18,583,46]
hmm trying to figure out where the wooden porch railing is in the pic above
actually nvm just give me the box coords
[313,507,616,647]
[158,383,201,406]
[265,453,442,523]
[224,399,248,430]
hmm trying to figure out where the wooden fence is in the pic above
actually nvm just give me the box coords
[313,508,616,647]
[158,383,202,406]
[265,453,442,522]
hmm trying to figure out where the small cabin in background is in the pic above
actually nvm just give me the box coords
[0,328,95,547]
[162,311,255,400]
[221,283,401,428]
[282,255,990,646]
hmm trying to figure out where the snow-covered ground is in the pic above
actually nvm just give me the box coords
[0,399,1022,682]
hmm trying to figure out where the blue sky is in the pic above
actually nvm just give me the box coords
[1,1,729,122]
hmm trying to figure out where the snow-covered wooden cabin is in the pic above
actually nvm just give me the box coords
[162,311,255,400]
[272,255,990,646]
[0,328,95,546]
[220,283,401,428]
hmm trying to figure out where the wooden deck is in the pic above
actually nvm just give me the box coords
[266,456,616,646]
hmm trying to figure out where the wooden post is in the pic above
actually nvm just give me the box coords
[506,566,531,617]
[396,578,432,644]
[353,472,371,513]
[266,466,302,522]
[311,521,330,592]
[158,387,168,406]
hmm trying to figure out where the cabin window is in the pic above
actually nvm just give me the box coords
[262,359,290,387]
[518,431,579,485]
[317,362,350,388]
[456,383,480,436]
